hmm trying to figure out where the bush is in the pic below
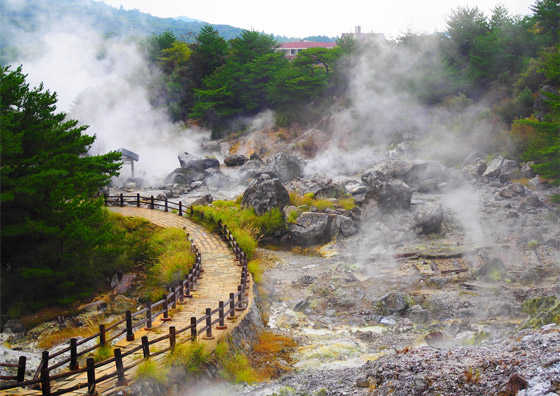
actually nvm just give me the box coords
[136,359,168,384]
[165,341,210,375]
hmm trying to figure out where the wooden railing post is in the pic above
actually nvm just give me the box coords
[141,336,150,359]
[190,317,197,341]
[86,358,97,396]
[119,193,124,207]
[40,351,50,396]
[163,294,171,322]
[125,310,134,341]
[228,293,236,321]
[69,338,78,370]
[217,301,227,330]
[164,198,168,212]
[99,324,106,347]
[103,193,108,206]
[179,201,183,216]
[203,308,214,340]
[236,285,246,311]
[136,193,140,207]
[169,326,176,351]
[150,195,154,209]
[16,356,26,382]
[145,302,152,330]
[114,348,127,386]
[190,205,194,217]
[174,285,179,307]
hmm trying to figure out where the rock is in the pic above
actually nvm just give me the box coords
[520,268,539,284]
[517,226,544,246]
[123,177,144,188]
[518,194,542,210]
[463,159,487,176]
[413,205,444,235]
[526,176,548,191]
[192,194,213,207]
[475,258,508,281]
[3,319,25,334]
[177,152,219,171]
[190,181,203,189]
[107,295,137,314]
[114,272,137,294]
[338,215,359,237]
[239,159,269,183]
[242,176,290,215]
[417,179,440,193]
[424,331,444,345]
[283,205,299,219]
[223,154,249,167]
[509,182,526,195]
[498,374,529,395]
[110,273,119,288]
[379,316,396,326]
[288,212,337,246]
[375,292,411,315]
[407,305,430,324]
[164,168,206,186]
[294,299,310,312]
[499,188,515,198]
[298,275,316,286]
[249,152,262,161]
[520,162,536,178]
[462,151,485,168]
[483,156,520,181]
[267,152,304,183]
[361,170,413,211]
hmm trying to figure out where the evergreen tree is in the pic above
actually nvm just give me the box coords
[1,66,122,310]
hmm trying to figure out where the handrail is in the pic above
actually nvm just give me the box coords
[1,195,251,395]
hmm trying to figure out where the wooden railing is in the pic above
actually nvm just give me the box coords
[0,195,251,395]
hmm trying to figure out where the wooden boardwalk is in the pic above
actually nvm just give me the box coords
[2,207,253,395]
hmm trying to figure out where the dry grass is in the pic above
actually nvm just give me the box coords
[37,324,97,349]
[250,331,297,380]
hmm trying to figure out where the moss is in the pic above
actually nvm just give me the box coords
[522,296,560,329]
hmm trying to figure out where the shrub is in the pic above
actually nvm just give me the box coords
[247,260,263,283]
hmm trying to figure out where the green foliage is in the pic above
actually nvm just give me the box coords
[1,65,121,313]
[529,0,560,44]
[193,201,285,258]
[165,341,211,375]
[218,348,257,384]
[93,344,113,363]
[247,259,263,284]
[136,358,168,384]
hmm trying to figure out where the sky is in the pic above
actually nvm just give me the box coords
[97,0,535,39]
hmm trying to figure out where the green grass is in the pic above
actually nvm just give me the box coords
[288,192,356,215]
[165,341,211,374]
[136,358,168,383]
[192,200,285,259]
[247,259,263,283]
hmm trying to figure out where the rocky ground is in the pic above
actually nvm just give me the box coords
[2,135,560,395]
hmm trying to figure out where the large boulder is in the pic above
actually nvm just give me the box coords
[413,205,444,235]
[164,168,206,186]
[361,170,413,211]
[178,152,220,171]
[267,152,304,183]
[483,156,520,181]
[363,160,448,187]
[239,159,268,183]
[288,212,338,246]
[242,175,290,215]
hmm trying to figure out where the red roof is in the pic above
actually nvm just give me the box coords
[279,41,337,49]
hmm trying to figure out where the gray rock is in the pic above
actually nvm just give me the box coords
[164,168,206,186]
[223,154,249,167]
[294,299,310,312]
[375,292,411,315]
[242,176,290,215]
[521,162,536,178]
[114,272,137,294]
[177,152,219,171]
[361,170,413,211]
[288,212,337,246]
[413,205,444,234]
[518,194,542,210]
[417,179,440,193]
[107,295,137,315]
[407,305,430,324]
[462,150,485,168]
[527,176,548,191]
[298,275,317,286]
[190,181,203,189]
[475,258,508,281]
[483,156,520,181]
[510,182,526,195]
[192,194,213,207]
[520,268,539,284]
[267,152,304,183]
[338,215,359,237]
[4,319,25,334]
[110,273,120,288]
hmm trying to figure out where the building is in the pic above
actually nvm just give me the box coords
[341,26,386,42]
[276,41,337,60]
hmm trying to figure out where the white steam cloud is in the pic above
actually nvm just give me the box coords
[6,8,210,185]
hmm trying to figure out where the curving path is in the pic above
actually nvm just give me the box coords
[2,207,253,395]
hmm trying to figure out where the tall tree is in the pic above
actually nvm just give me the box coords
[1,66,122,309]
[529,0,560,44]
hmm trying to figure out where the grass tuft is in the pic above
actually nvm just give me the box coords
[165,341,211,375]
[136,358,168,384]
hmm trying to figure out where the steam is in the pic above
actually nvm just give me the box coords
[5,5,210,185]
